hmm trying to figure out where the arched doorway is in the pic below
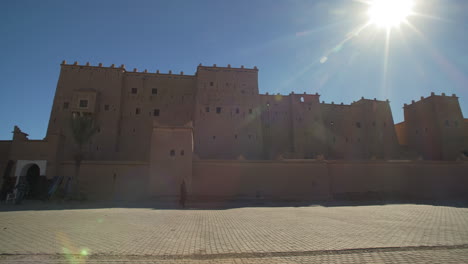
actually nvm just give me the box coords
[25,164,41,199]
[14,160,48,200]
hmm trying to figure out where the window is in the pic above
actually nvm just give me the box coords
[330,121,335,126]
[79,99,88,108]
[170,150,175,156]
[249,109,253,114]
[241,90,245,94]
[384,122,387,127]
[455,121,459,127]
[234,134,238,139]
[445,120,450,127]
[425,128,428,133]
[236,108,239,114]
[216,107,221,114]
[333,136,336,143]
[135,108,140,115]
[131,88,138,94]
[152,88,158,95]
[153,109,160,116]
[104,104,109,111]
[226,82,229,87]
[210,82,214,86]
[356,122,361,128]
[180,150,184,156]
[345,137,349,143]
[63,102,69,109]
[372,121,376,127]
[248,134,252,139]
[205,107,210,113]
[300,97,304,102]
[212,136,216,140]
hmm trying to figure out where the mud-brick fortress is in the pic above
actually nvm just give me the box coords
[1,61,468,201]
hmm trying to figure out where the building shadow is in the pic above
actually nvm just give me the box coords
[1,197,467,212]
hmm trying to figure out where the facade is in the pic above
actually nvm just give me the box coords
[1,61,467,200]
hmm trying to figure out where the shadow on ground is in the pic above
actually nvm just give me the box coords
[1,198,468,212]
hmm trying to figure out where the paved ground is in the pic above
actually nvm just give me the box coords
[0,201,468,263]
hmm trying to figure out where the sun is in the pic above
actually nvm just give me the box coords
[368,0,414,29]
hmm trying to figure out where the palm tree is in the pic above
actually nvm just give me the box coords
[67,114,97,199]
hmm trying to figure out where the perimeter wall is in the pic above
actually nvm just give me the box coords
[57,160,468,201]
[192,160,468,201]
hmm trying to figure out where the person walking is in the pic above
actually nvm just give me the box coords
[180,180,187,208]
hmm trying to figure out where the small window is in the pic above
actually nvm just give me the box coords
[333,136,336,143]
[135,108,140,115]
[416,130,419,134]
[425,128,428,133]
[357,138,361,142]
[63,102,69,109]
[300,97,304,102]
[345,137,349,143]
[445,120,450,127]
[104,104,109,111]
[180,150,184,156]
[216,107,221,114]
[226,82,229,87]
[234,134,238,139]
[152,88,158,95]
[212,136,216,140]
[205,107,210,113]
[79,99,88,108]
[330,121,335,126]
[170,150,175,156]
[153,109,160,116]
[266,103,270,107]
[236,108,239,114]
[383,122,387,127]
[248,134,252,139]
[210,82,214,86]
[455,121,459,127]
[356,122,361,128]
[241,90,245,94]
[249,109,253,114]
[97,127,101,133]
[131,88,138,94]
[372,121,376,127]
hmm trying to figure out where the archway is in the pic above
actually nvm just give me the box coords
[25,164,41,199]
[15,161,48,200]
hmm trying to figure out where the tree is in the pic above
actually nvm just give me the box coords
[67,114,97,199]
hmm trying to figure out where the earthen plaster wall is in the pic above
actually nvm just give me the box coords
[60,161,149,200]
[193,66,263,159]
[403,94,465,160]
[192,160,468,201]
[192,160,330,200]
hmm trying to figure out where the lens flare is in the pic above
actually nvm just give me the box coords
[368,0,414,29]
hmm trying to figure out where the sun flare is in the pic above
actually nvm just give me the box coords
[368,0,414,29]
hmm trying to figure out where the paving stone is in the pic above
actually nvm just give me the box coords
[0,202,467,263]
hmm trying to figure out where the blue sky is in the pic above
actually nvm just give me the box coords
[1,0,467,140]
